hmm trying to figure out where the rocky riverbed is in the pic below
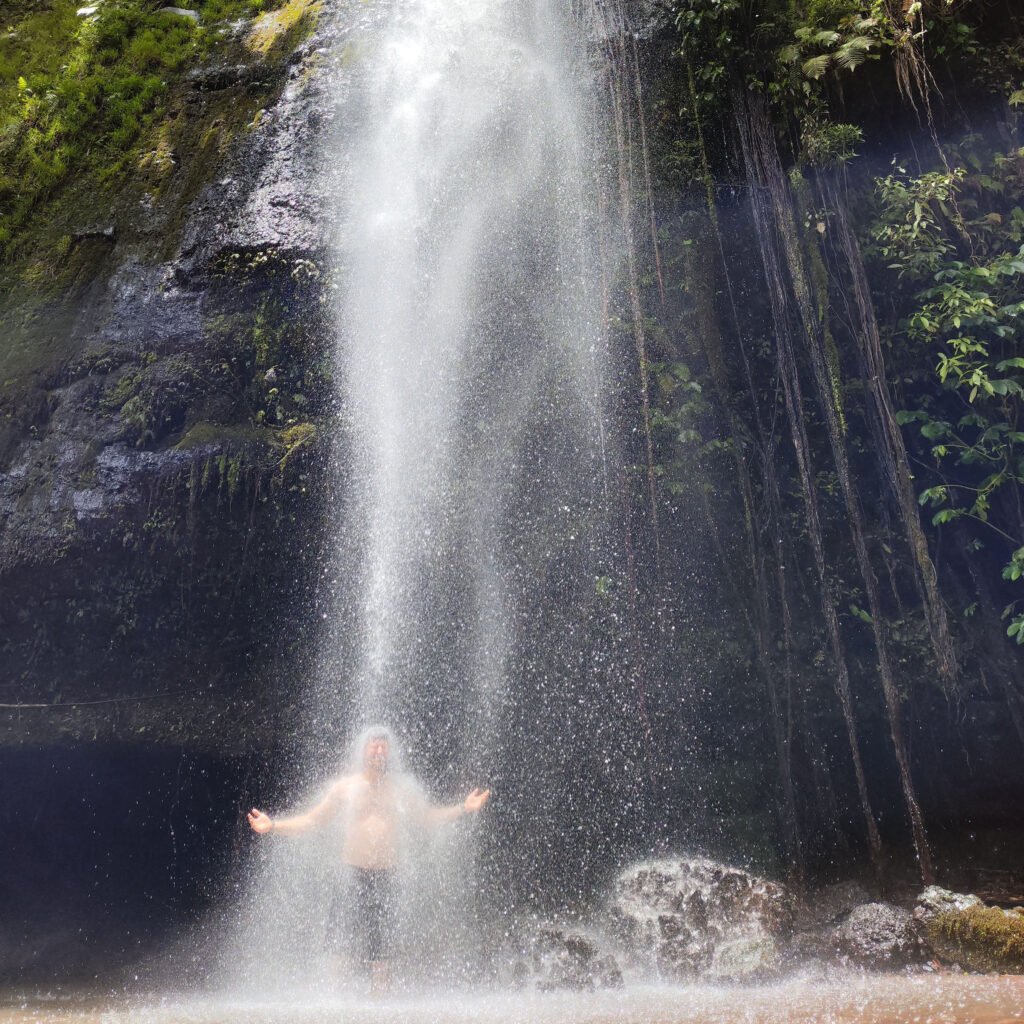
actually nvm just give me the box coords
[512,859,1024,992]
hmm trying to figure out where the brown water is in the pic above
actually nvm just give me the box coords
[2,977,1022,1024]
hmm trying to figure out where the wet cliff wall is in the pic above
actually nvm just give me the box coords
[0,0,358,979]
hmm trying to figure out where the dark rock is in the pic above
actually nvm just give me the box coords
[797,880,874,930]
[831,902,924,969]
[72,225,116,241]
[523,926,624,992]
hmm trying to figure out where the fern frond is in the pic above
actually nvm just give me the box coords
[802,54,832,79]
[835,37,875,70]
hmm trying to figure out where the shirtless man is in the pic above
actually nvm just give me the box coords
[246,728,490,991]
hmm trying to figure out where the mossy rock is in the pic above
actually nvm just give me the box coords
[928,906,1024,973]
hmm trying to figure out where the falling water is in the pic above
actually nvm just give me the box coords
[338,0,612,753]
[215,0,637,993]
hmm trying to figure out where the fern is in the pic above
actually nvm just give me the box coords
[802,54,832,79]
[835,37,876,71]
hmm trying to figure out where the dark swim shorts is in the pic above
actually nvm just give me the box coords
[331,867,397,963]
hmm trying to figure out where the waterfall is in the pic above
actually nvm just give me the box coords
[216,0,641,992]
[336,0,611,761]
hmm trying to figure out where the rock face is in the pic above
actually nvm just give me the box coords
[609,857,795,980]
[0,7,364,744]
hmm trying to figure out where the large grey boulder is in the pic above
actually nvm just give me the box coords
[609,857,795,981]
[831,902,924,968]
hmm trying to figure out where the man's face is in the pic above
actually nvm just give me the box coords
[364,735,389,773]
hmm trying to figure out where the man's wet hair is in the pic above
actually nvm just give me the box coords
[349,724,397,768]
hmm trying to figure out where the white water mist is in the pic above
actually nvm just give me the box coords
[217,0,618,993]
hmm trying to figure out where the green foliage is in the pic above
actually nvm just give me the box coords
[871,143,1024,648]
[783,16,881,81]
[871,168,965,278]
[1,2,195,247]
[648,358,731,497]
[0,0,295,255]
[800,116,863,167]
[672,0,797,98]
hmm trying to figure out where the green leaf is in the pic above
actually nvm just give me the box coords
[920,420,949,440]
[802,54,831,79]
[918,485,947,506]
[849,603,873,624]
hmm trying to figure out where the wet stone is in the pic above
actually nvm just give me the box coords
[913,885,985,928]
[832,902,924,969]
[609,857,794,981]
[524,927,624,992]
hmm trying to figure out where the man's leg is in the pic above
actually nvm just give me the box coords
[369,959,390,995]
[365,870,396,995]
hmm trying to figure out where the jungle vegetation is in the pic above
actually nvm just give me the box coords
[610,0,1024,884]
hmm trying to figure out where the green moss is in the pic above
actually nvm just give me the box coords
[275,420,315,471]
[174,421,265,450]
[1,1,200,249]
[930,906,1024,973]
[244,0,320,56]
[0,0,313,264]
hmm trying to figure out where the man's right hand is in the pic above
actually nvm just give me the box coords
[247,808,273,834]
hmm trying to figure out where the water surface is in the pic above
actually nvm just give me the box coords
[3,977,1023,1024]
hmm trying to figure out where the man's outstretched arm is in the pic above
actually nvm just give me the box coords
[425,787,491,826]
[247,780,346,836]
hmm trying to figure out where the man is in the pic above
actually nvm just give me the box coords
[247,727,490,992]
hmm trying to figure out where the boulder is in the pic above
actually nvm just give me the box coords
[707,934,780,981]
[913,886,984,928]
[609,857,794,980]
[797,880,874,930]
[915,888,1024,972]
[517,926,623,992]
[831,902,924,968]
